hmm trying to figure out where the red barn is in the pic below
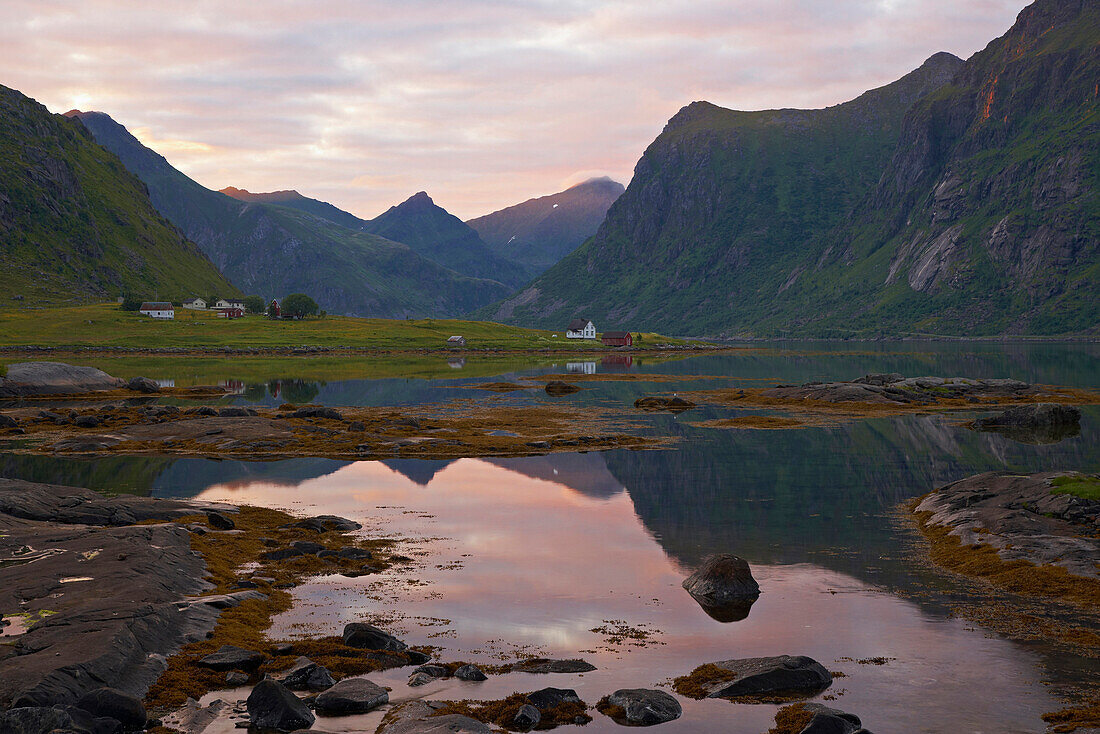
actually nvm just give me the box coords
[216,307,244,319]
[601,331,633,347]
[269,299,281,317]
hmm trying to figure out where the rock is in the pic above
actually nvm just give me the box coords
[796,703,865,734]
[413,664,450,678]
[972,403,1082,444]
[282,515,362,533]
[347,421,366,432]
[279,657,335,691]
[544,380,581,395]
[75,687,147,731]
[511,658,596,674]
[161,698,231,734]
[217,407,250,417]
[261,547,305,561]
[601,689,682,726]
[342,622,408,651]
[526,687,582,710]
[696,655,832,699]
[851,373,904,386]
[0,362,125,397]
[192,406,218,416]
[682,554,760,622]
[226,671,250,686]
[407,671,435,687]
[0,413,18,428]
[291,540,326,554]
[313,677,389,715]
[375,701,489,734]
[206,511,236,530]
[196,645,265,672]
[513,704,541,730]
[64,703,130,734]
[633,396,696,412]
[126,377,160,394]
[335,547,372,560]
[72,415,101,428]
[0,707,75,734]
[246,679,315,731]
[291,407,344,421]
[454,664,487,681]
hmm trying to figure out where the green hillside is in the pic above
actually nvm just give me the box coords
[67,111,512,318]
[0,85,235,306]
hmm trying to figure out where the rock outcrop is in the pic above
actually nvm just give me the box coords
[682,554,760,622]
[0,362,125,397]
[677,655,832,700]
[599,688,682,726]
[313,677,389,715]
[971,403,1082,444]
[245,679,314,731]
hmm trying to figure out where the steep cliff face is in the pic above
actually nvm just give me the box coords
[486,0,1098,337]
[0,86,234,305]
[467,177,625,278]
[68,112,511,317]
[364,192,530,288]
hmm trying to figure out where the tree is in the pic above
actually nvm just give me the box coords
[206,294,219,308]
[242,295,266,315]
[119,296,142,312]
[281,293,319,319]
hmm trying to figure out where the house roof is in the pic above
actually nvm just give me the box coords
[447,335,465,341]
[140,302,173,309]
[567,318,593,331]
[183,297,203,303]
[602,331,630,339]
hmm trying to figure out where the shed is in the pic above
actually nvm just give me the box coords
[447,335,467,347]
[139,302,174,320]
[601,331,633,347]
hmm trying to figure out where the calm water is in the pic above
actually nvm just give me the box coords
[2,341,1097,733]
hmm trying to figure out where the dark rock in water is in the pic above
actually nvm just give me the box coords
[206,511,236,530]
[408,671,435,687]
[796,703,866,734]
[454,664,487,681]
[246,679,315,731]
[72,415,101,428]
[282,515,362,533]
[511,658,596,674]
[292,406,344,420]
[375,700,489,733]
[601,688,682,726]
[634,396,696,412]
[544,380,581,395]
[280,657,335,691]
[226,671,250,686]
[682,554,760,620]
[697,655,831,699]
[126,377,159,394]
[313,677,389,715]
[405,649,432,664]
[0,706,76,734]
[342,622,408,651]
[513,704,541,730]
[0,413,18,428]
[525,687,582,710]
[413,664,450,679]
[972,403,1082,444]
[336,546,372,560]
[197,645,265,671]
[75,687,146,730]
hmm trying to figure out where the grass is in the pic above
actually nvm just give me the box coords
[0,303,689,350]
[768,704,815,734]
[1050,474,1100,501]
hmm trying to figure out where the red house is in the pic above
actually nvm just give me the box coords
[216,307,244,319]
[268,299,281,317]
[601,331,633,347]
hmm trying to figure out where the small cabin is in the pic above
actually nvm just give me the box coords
[566,318,596,339]
[215,298,245,310]
[182,297,206,310]
[601,331,633,347]
[268,299,281,317]
[215,307,244,319]
[447,335,467,347]
[139,302,174,320]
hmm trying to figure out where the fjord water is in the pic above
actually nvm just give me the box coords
[2,341,1097,733]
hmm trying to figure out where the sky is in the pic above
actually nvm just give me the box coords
[0,0,1025,220]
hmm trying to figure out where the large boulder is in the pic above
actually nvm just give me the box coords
[544,380,581,396]
[972,403,1082,444]
[600,689,682,726]
[126,377,160,394]
[776,703,867,734]
[342,622,408,651]
[375,700,489,734]
[682,554,760,622]
[0,362,125,397]
[510,658,596,674]
[74,687,146,731]
[313,677,389,715]
[196,645,265,671]
[683,655,832,699]
[279,657,335,691]
[0,707,75,734]
[246,679,315,731]
[525,687,582,710]
[454,664,488,681]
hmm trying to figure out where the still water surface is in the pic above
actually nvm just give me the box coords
[2,341,1097,733]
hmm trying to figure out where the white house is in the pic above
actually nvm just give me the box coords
[566,318,596,339]
[447,335,467,347]
[139,302,174,319]
[182,297,206,310]
[214,298,245,310]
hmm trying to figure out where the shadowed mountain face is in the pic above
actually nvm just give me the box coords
[66,111,511,318]
[220,187,368,231]
[467,177,625,278]
[364,192,531,288]
[0,85,234,305]
[486,0,1098,337]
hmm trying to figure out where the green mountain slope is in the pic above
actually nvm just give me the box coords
[486,0,1098,337]
[364,192,530,288]
[68,111,511,317]
[467,176,625,278]
[220,186,368,231]
[0,85,234,305]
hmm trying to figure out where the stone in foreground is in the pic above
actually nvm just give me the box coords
[682,554,760,622]
[525,687,582,710]
[510,658,596,674]
[376,700,490,733]
[691,655,832,699]
[314,677,389,715]
[246,679,315,731]
[0,362,125,397]
[787,703,869,734]
[74,687,147,730]
[513,703,541,730]
[601,688,682,726]
[342,622,408,651]
[196,645,265,671]
[280,657,335,691]
[454,664,488,681]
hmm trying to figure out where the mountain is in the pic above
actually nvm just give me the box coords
[0,85,234,305]
[486,0,1098,337]
[219,186,368,231]
[364,192,530,287]
[467,177,625,277]
[67,111,511,317]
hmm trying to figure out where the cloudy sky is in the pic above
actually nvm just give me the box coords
[1,1,1024,219]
